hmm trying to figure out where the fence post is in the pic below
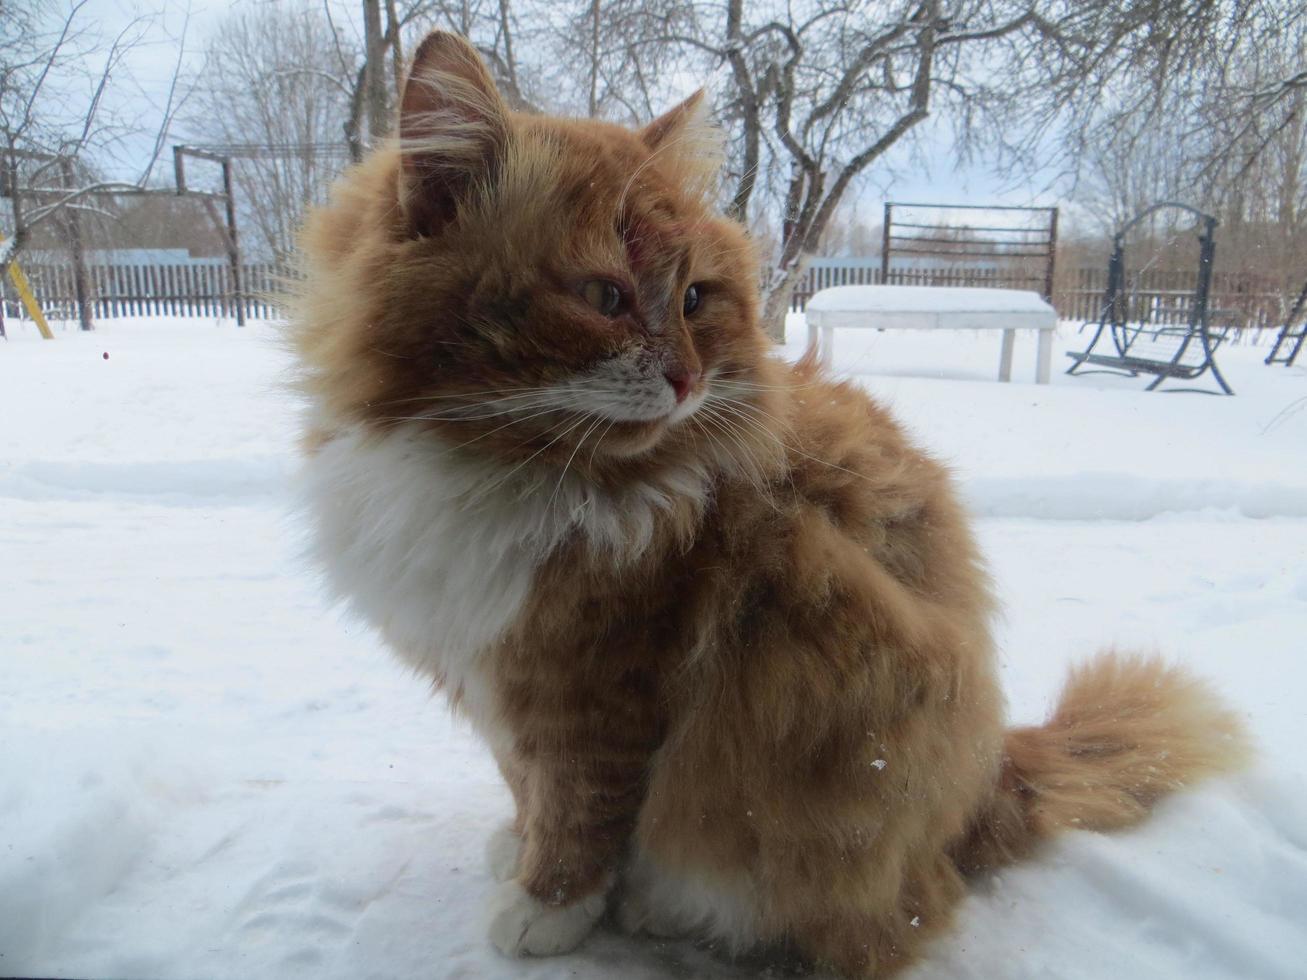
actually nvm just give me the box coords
[1043,207,1059,303]
[221,159,245,326]
[880,203,892,284]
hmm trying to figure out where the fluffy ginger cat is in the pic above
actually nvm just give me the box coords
[291,31,1248,978]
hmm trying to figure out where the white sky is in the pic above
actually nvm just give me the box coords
[49,0,1077,229]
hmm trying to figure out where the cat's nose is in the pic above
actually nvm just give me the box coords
[664,366,701,403]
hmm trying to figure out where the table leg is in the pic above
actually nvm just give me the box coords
[999,329,1015,382]
[821,326,835,369]
[806,316,819,360]
[1036,328,1053,384]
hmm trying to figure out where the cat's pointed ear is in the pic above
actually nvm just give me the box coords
[640,91,723,197]
[640,90,709,151]
[398,31,508,237]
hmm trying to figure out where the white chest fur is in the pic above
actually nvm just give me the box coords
[298,424,710,735]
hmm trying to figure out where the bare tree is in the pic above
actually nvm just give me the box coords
[1070,3,1307,297]
[403,0,539,111]
[1,0,185,303]
[184,7,357,261]
[602,0,1300,338]
[179,0,539,262]
[34,0,1285,337]
[329,0,540,160]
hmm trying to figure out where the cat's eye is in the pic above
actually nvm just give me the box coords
[683,284,702,316]
[581,280,623,317]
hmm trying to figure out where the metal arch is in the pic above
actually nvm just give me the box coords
[1115,201,1219,239]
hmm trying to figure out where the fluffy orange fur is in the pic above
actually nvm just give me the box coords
[290,32,1250,977]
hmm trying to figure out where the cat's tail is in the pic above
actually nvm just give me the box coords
[951,651,1250,874]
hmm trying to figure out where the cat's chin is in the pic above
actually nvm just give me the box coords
[590,412,716,462]
[591,418,676,460]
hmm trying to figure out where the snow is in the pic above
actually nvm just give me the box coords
[2,313,1306,979]
[805,285,1056,315]
[804,286,1057,342]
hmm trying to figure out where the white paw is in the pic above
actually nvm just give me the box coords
[485,880,606,957]
[484,822,522,882]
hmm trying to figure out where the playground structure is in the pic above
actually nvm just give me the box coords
[1065,203,1234,394]
[0,232,53,338]
[0,146,243,335]
[1,142,352,334]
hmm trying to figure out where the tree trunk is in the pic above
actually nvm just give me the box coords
[496,0,524,109]
[587,0,601,118]
[345,65,368,163]
[362,0,388,143]
[760,255,811,343]
[60,157,93,331]
[723,0,760,223]
[385,0,404,99]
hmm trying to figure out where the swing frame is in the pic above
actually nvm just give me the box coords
[1065,203,1234,395]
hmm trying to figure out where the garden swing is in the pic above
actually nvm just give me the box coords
[1065,203,1234,394]
[1264,276,1307,368]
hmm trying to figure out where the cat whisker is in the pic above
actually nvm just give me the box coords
[390,396,559,419]
[377,396,564,425]
[384,383,630,412]
[687,412,736,488]
[724,400,802,500]
[712,373,825,393]
[706,392,799,441]
[467,411,591,506]
[710,406,773,479]
[714,397,883,491]
[444,404,575,451]
[548,413,606,515]
[699,401,798,508]
[696,405,773,506]
[710,399,795,466]
[383,387,570,406]
[588,418,617,466]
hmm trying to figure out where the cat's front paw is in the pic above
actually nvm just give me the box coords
[484,822,522,882]
[485,880,606,957]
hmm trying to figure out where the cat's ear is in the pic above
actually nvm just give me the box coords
[640,91,723,197]
[640,90,710,151]
[397,31,508,237]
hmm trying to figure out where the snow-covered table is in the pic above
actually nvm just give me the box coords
[804,285,1059,384]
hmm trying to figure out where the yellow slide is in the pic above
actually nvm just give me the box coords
[1,232,55,339]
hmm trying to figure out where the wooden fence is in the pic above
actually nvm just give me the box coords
[1054,265,1286,332]
[1,261,288,322]
[792,259,1289,335]
[1,257,1292,335]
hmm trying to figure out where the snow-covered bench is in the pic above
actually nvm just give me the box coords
[804,285,1059,384]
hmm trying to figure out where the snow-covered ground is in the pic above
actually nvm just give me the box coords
[2,314,1305,979]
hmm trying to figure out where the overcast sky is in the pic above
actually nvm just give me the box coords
[60,0,1071,223]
